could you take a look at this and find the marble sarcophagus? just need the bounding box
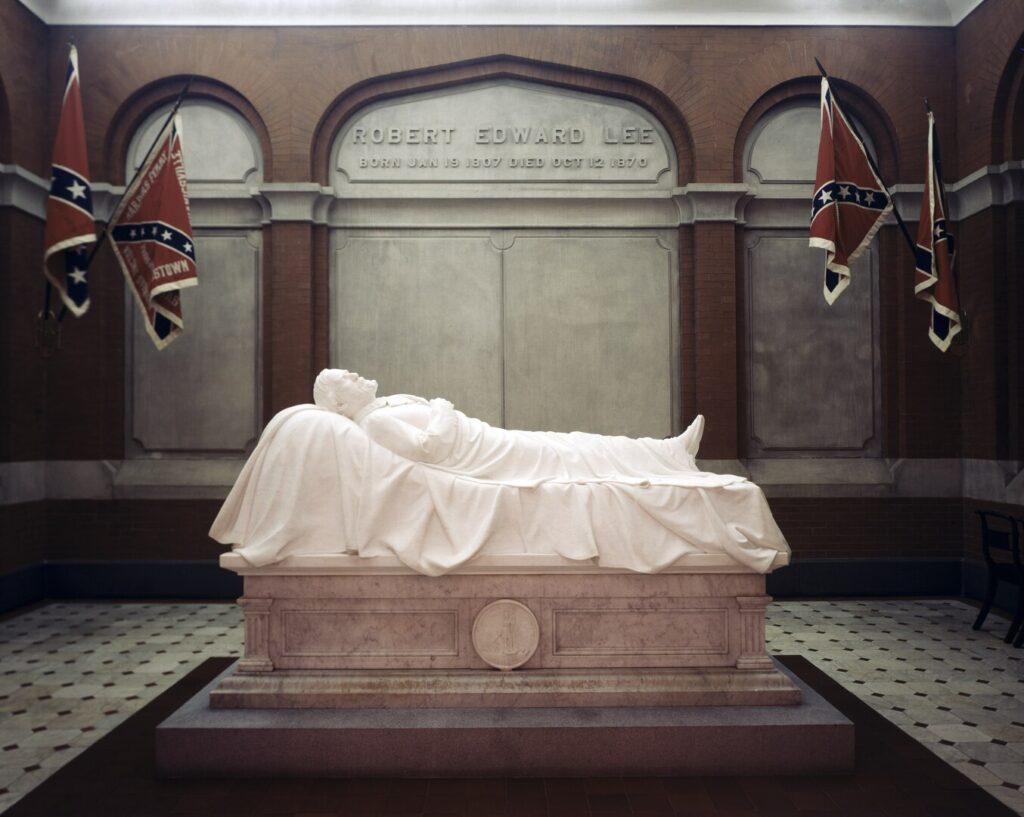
[211,550,800,709]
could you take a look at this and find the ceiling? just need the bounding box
[20,0,987,28]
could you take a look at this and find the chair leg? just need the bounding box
[1004,588,1024,644]
[973,574,998,630]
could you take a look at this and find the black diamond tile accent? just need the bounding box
[991,739,1008,745]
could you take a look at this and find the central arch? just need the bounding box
[316,60,692,436]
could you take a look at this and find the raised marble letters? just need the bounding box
[336,81,672,184]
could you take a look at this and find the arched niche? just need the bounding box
[326,77,681,437]
[742,98,882,458]
[123,98,264,457]
[312,55,694,186]
[744,101,878,187]
[993,33,1024,162]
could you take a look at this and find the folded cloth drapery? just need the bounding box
[210,404,790,576]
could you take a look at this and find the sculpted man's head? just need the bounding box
[314,369,379,418]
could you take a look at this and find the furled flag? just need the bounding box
[43,44,96,316]
[809,77,893,304]
[914,111,961,351]
[108,114,197,350]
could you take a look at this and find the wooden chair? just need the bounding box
[972,510,1024,646]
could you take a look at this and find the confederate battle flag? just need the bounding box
[108,114,197,350]
[43,45,95,317]
[914,111,961,351]
[809,77,892,304]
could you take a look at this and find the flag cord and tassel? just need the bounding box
[56,74,194,324]
[814,59,919,262]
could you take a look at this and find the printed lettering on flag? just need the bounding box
[108,114,197,350]
[809,77,892,305]
[914,112,961,352]
[43,45,96,317]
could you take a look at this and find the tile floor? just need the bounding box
[0,598,1021,815]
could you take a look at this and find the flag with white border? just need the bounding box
[43,44,96,317]
[108,114,197,350]
[809,77,892,304]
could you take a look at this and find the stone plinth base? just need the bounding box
[210,665,801,708]
[156,660,853,778]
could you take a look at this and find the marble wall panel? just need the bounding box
[745,233,879,455]
[503,232,676,437]
[129,101,261,185]
[130,232,261,453]
[745,102,877,186]
[331,231,505,425]
[333,80,673,187]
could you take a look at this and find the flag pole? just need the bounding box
[58,74,194,322]
[814,59,918,260]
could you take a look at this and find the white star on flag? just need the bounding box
[863,191,875,205]
[161,230,172,241]
[69,268,87,284]
[838,185,851,199]
[183,242,192,253]
[819,188,833,204]
[67,179,87,200]
[130,228,137,238]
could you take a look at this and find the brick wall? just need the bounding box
[771,497,964,561]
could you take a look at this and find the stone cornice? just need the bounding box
[6,162,1020,227]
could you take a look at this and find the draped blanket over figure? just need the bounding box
[210,370,790,576]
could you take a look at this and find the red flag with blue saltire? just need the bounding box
[43,45,96,317]
[914,111,961,351]
[108,113,197,350]
[809,77,892,304]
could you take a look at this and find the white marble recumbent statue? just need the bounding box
[210,369,790,576]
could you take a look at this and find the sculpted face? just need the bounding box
[313,369,379,418]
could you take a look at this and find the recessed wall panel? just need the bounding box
[131,232,260,453]
[746,233,879,454]
[332,233,504,426]
[503,234,674,437]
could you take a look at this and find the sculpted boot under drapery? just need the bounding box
[210,369,790,575]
